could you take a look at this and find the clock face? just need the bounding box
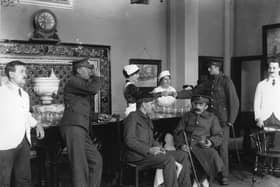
[34,10,57,33]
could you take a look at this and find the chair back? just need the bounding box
[250,130,278,154]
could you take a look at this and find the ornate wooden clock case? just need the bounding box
[31,9,60,42]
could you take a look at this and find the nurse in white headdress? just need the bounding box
[123,64,141,117]
[152,70,177,106]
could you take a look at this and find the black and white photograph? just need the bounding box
[1,1,280,187]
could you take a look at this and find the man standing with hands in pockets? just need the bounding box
[254,58,280,170]
[254,58,280,129]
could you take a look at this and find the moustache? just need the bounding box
[193,108,201,112]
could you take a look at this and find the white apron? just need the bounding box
[125,103,136,117]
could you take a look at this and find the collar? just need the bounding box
[75,74,89,81]
[136,110,150,119]
[210,73,223,80]
[267,76,280,82]
[124,81,135,88]
[159,85,170,89]
[191,110,210,118]
[126,80,136,84]
[6,80,21,91]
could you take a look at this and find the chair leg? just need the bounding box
[119,168,123,186]
[135,167,139,187]
[252,156,259,184]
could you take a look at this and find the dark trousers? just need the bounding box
[0,137,31,187]
[219,125,229,177]
[131,150,191,187]
[60,126,103,187]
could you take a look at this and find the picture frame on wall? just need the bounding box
[21,0,73,9]
[262,23,280,72]
[129,58,161,92]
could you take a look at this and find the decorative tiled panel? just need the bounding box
[0,40,111,114]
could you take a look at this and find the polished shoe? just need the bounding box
[220,177,229,185]
[192,178,209,187]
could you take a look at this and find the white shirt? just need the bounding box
[254,77,280,121]
[0,82,37,150]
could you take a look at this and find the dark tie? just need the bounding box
[272,79,276,86]
[18,88,22,97]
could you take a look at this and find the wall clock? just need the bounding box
[31,9,60,42]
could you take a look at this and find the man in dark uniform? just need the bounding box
[195,61,239,185]
[174,94,224,185]
[59,58,104,187]
[123,98,192,187]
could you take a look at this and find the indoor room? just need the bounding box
[1,0,280,187]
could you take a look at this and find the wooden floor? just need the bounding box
[31,167,280,187]
[30,151,280,187]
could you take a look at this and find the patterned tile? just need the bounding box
[0,41,111,114]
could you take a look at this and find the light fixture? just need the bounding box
[0,0,19,7]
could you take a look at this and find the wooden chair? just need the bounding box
[250,130,280,184]
[119,161,154,187]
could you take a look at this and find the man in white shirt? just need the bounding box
[0,60,45,187]
[254,57,280,168]
[254,58,280,129]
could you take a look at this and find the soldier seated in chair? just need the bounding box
[174,93,225,186]
[123,97,192,187]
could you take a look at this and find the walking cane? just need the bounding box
[183,131,202,187]
[230,125,241,164]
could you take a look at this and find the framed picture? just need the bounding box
[21,0,73,9]
[262,23,280,71]
[129,58,161,92]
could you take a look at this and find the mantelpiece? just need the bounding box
[0,40,111,114]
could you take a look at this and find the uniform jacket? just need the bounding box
[60,75,103,131]
[123,110,160,162]
[173,110,224,178]
[174,110,223,148]
[196,73,239,126]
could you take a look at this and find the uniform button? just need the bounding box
[196,121,199,125]
[211,105,214,108]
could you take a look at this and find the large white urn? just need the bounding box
[33,69,60,105]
